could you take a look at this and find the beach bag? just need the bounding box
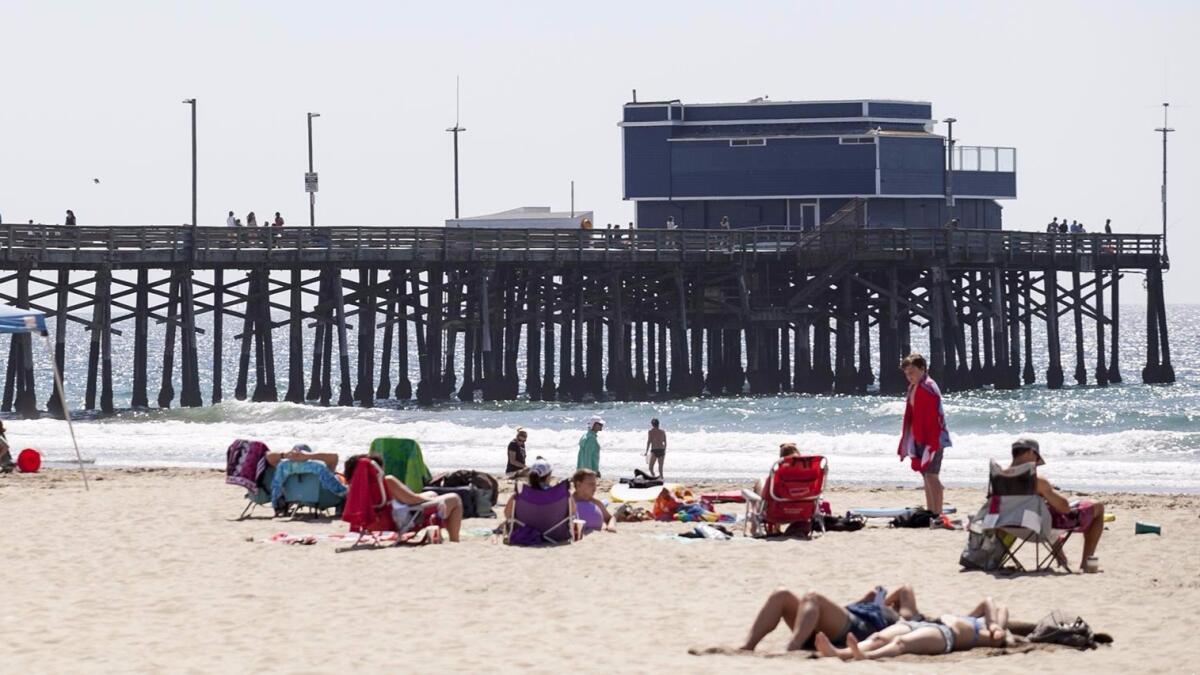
[823,513,866,532]
[890,508,936,528]
[1028,610,1108,649]
[959,518,1008,571]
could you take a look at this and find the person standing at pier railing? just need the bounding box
[64,210,76,226]
[246,211,257,228]
[226,211,237,228]
[897,353,950,517]
[1104,219,1112,234]
[1046,217,1059,233]
[273,212,284,227]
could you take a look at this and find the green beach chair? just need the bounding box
[369,437,431,492]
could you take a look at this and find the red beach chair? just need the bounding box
[744,454,828,538]
[341,458,440,547]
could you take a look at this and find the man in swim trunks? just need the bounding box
[814,596,1015,660]
[740,585,921,652]
[645,418,667,478]
[1010,436,1106,572]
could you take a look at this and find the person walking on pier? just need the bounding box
[1104,219,1112,235]
[646,418,667,478]
[226,211,237,228]
[577,415,604,477]
[897,353,950,517]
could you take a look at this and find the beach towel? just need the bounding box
[369,437,431,492]
[897,375,951,472]
[342,459,392,534]
[270,459,348,507]
[226,439,269,492]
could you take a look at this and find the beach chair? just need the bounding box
[370,437,432,492]
[980,460,1070,572]
[744,454,828,538]
[238,463,276,520]
[503,481,575,546]
[341,458,440,547]
[275,465,347,517]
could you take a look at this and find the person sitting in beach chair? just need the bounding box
[739,585,921,652]
[503,458,577,545]
[265,443,339,471]
[343,454,463,542]
[750,442,800,496]
[814,596,1019,660]
[1009,437,1105,572]
[744,444,828,537]
[571,468,615,534]
[266,444,347,517]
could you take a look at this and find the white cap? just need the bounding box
[529,457,553,478]
[589,415,605,427]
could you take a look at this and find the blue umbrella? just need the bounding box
[0,305,87,489]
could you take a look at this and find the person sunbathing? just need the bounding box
[344,454,463,542]
[751,442,800,496]
[503,457,568,520]
[571,468,615,533]
[266,443,338,472]
[740,585,921,652]
[814,596,1017,660]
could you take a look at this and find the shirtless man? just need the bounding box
[1010,436,1106,572]
[645,418,667,478]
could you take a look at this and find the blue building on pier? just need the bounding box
[621,98,1016,230]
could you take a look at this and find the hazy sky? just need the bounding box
[1,1,1196,302]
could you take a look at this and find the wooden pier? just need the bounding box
[0,225,1174,417]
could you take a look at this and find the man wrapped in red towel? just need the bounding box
[897,353,951,515]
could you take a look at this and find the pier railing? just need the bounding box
[0,224,1162,268]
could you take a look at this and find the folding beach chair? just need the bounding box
[238,463,277,520]
[370,437,432,492]
[273,462,347,518]
[503,481,575,546]
[744,454,828,538]
[980,460,1071,572]
[341,459,440,547]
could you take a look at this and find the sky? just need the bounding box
[1,1,1196,302]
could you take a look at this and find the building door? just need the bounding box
[800,203,818,231]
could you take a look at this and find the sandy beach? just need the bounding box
[1,467,1197,674]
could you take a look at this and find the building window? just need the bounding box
[729,138,766,147]
[839,136,876,145]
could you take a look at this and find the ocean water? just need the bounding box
[4,298,1197,494]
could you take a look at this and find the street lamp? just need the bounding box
[446,76,465,220]
[307,112,320,228]
[182,98,196,227]
[1154,102,1174,265]
[942,117,957,213]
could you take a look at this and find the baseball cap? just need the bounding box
[529,457,553,478]
[1011,437,1045,465]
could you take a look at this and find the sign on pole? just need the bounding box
[305,172,319,193]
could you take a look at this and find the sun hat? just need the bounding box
[529,457,553,478]
[588,415,605,427]
[1011,437,1045,465]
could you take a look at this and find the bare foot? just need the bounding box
[847,634,868,661]
[814,632,839,659]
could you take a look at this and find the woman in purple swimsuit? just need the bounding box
[571,469,615,534]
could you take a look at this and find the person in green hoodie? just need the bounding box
[577,415,604,477]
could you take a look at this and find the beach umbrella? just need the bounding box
[0,304,88,489]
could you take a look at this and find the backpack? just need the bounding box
[823,513,866,532]
[1028,610,1110,649]
[426,470,499,518]
[889,508,936,528]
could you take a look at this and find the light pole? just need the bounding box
[307,112,320,227]
[446,76,465,220]
[943,117,957,219]
[182,98,196,226]
[1154,102,1174,265]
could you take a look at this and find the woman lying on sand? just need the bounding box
[739,585,921,652]
[814,596,1018,660]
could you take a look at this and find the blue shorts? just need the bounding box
[842,602,897,643]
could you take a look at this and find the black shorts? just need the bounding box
[920,450,943,475]
[650,448,665,459]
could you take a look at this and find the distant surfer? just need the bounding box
[897,354,950,516]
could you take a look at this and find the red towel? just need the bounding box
[897,375,946,472]
[341,461,392,533]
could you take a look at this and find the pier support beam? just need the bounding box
[1108,264,1122,383]
[1044,270,1065,389]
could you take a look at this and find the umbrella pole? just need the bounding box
[42,334,88,491]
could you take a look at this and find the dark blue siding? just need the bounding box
[683,102,864,122]
[879,136,943,195]
[624,127,672,199]
[667,137,875,198]
[866,102,932,119]
[624,105,671,123]
[952,171,1016,198]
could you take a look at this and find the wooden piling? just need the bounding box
[1044,269,1065,389]
[1071,269,1087,386]
[285,268,306,403]
[47,269,72,416]
[1108,264,1122,383]
[211,269,225,404]
[158,272,179,408]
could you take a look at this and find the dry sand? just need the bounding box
[1,467,1197,674]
